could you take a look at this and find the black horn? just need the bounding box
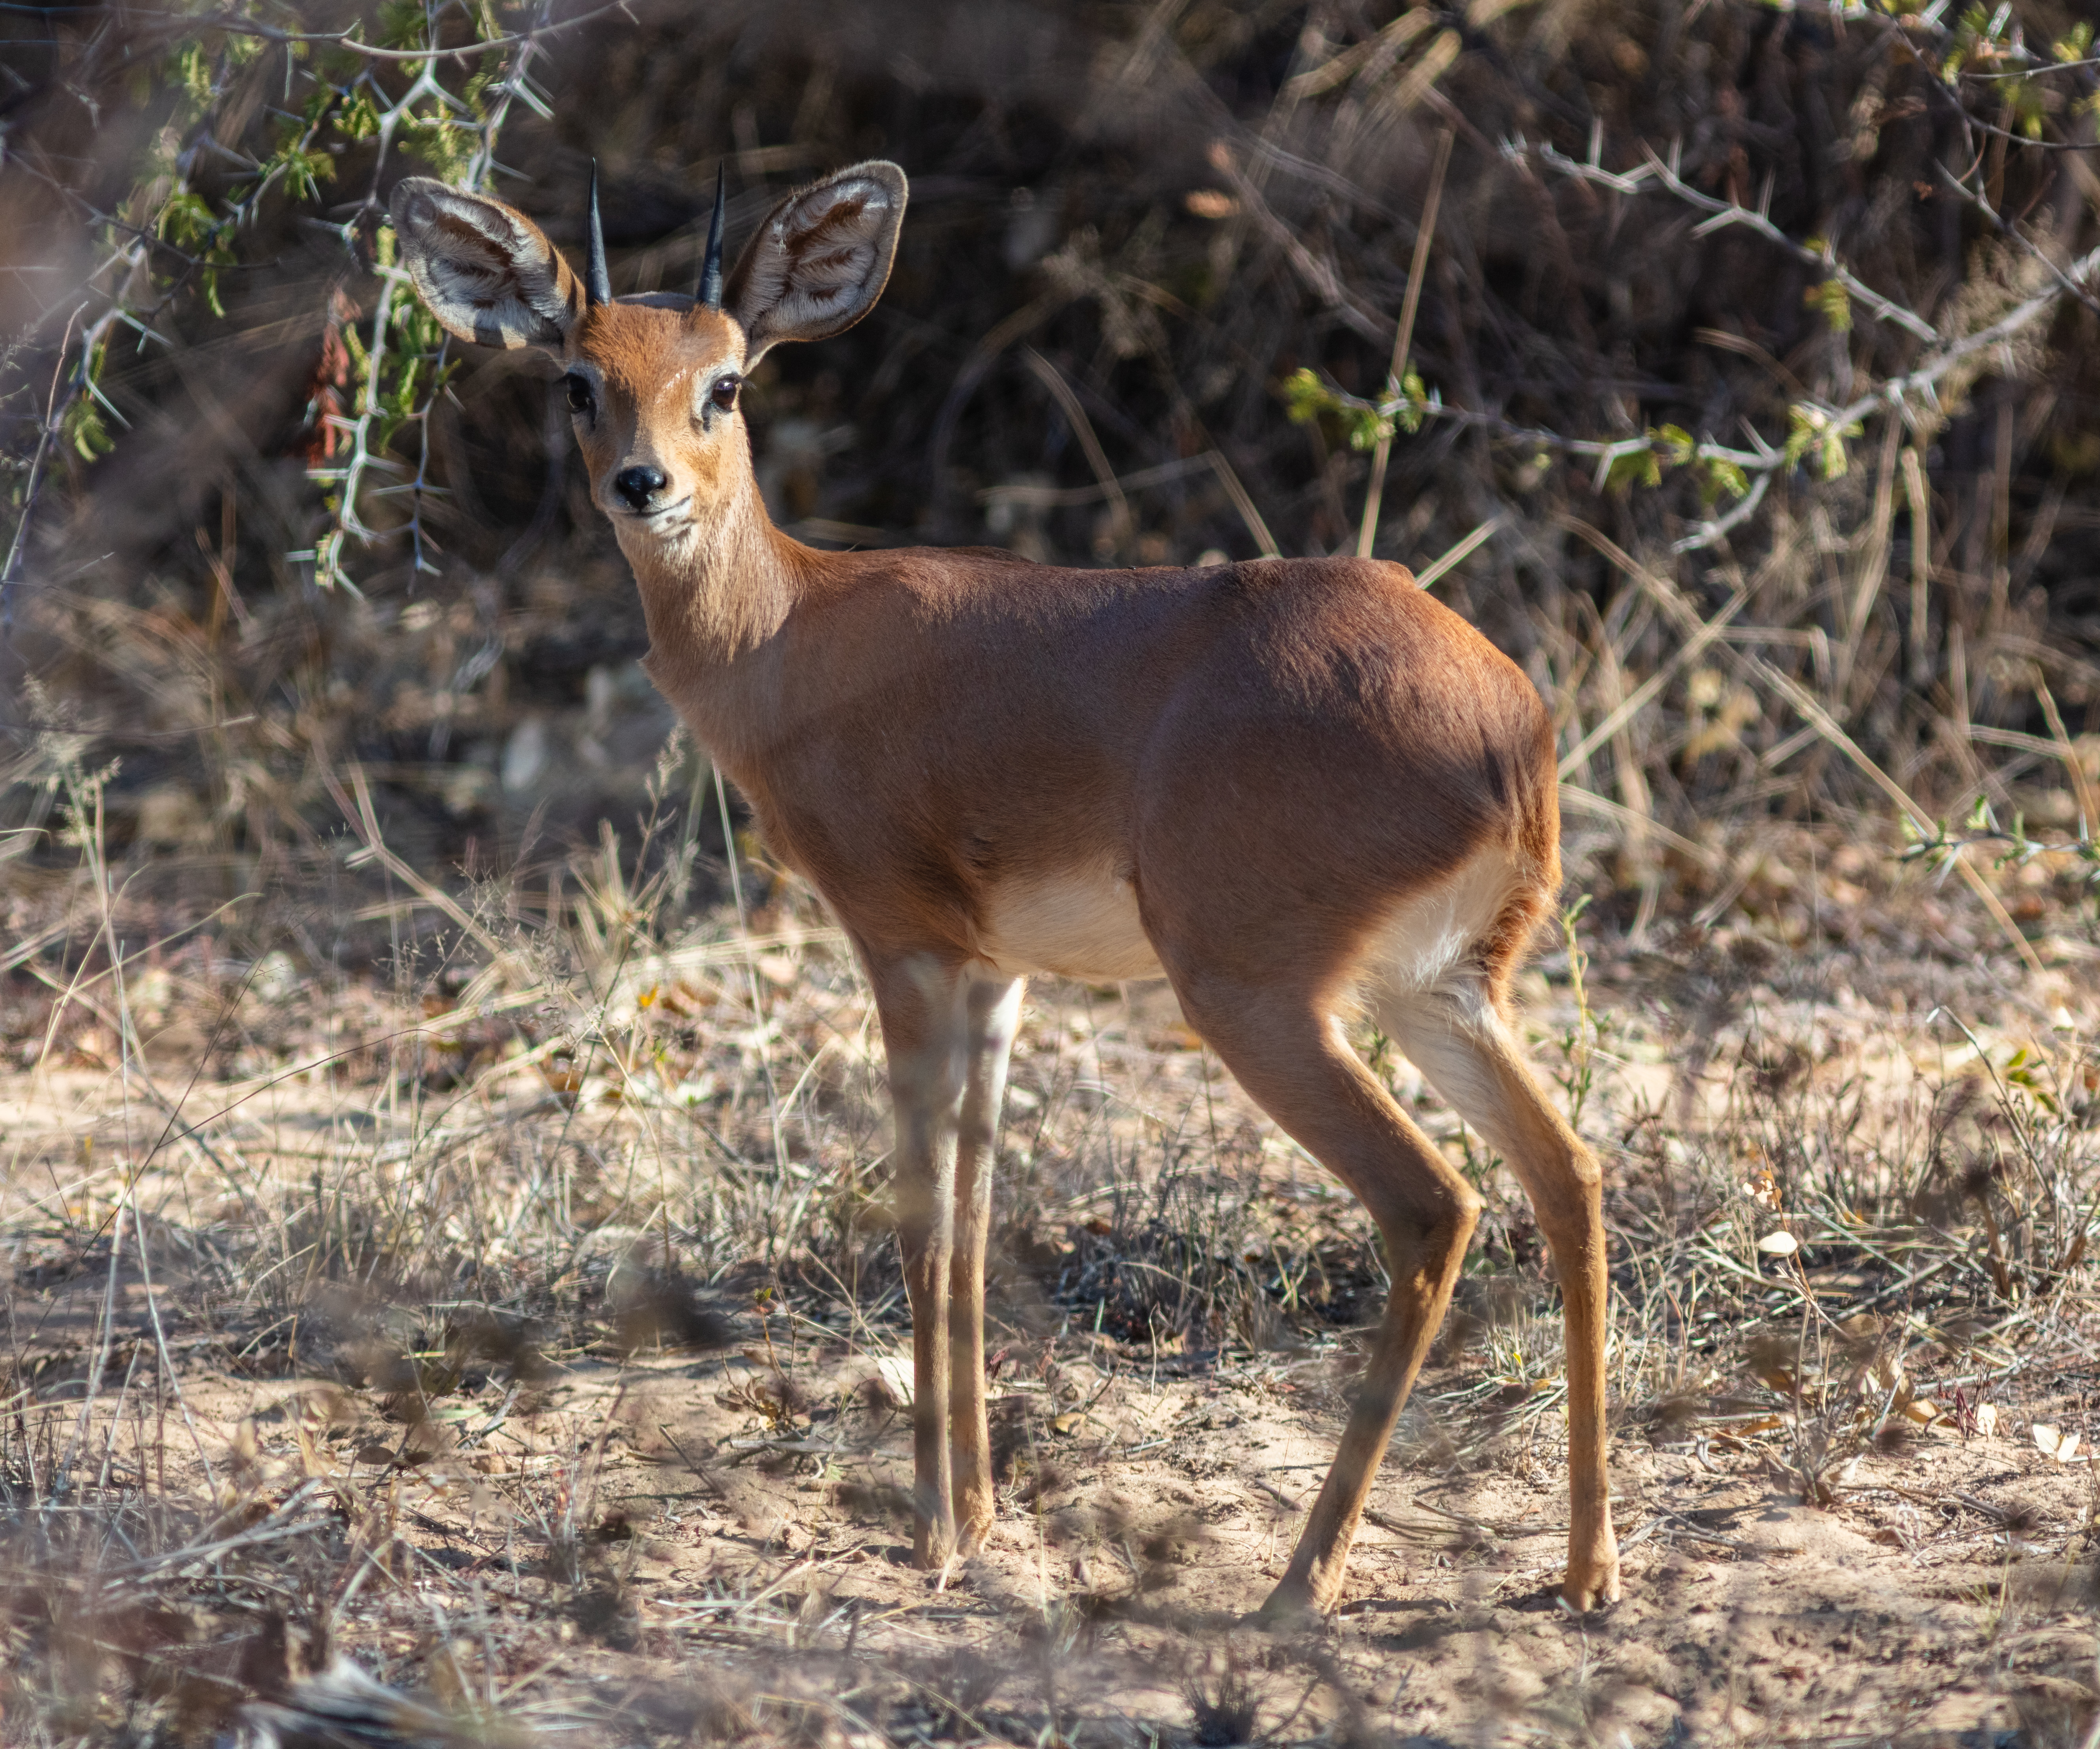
[585,160,612,307]
[699,164,726,310]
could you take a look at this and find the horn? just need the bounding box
[699,164,727,310]
[585,160,612,307]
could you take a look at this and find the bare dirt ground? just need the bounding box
[129,1329,2100,1749]
[4,831,2100,1748]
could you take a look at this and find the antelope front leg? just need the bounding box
[950,976,1023,1549]
[869,954,970,1568]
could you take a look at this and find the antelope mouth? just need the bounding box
[620,495,692,523]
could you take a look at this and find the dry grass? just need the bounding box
[3,761,2099,1747]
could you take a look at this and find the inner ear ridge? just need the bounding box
[788,201,883,253]
[435,256,533,318]
[791,248,873,286]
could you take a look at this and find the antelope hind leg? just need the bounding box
[1169,986,1481,1618]
[1381,993,1620,1610]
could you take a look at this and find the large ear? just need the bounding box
[388,178,582,351]
[725,161,906,364]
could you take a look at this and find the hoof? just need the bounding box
[1252,1581,1332,1628]
[912,1525,957,1571]
[1559,1564,1622,1614]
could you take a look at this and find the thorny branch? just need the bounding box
[1510,131,1941,342]
[2,2,568,613]
[1298,142,2100,556]
[302,8,559,588]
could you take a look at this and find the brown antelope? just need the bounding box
[389,160,1618,1616]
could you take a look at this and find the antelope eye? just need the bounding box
[564,373,595,415]
[710,373,740,412]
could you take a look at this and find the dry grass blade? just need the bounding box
[1561,514,2052,973]
[1020,349,1131,558]
[1357,126,1454,560]
[1411,512,1505,591]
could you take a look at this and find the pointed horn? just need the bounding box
[585,160,612,308]
[699,164,727,310]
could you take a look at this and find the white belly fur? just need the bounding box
[978,867,1164,981]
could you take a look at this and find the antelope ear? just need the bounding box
[725,161,905,363]
[388,178,582,351]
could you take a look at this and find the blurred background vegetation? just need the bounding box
[3,0,2098,969]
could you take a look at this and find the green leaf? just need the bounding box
[340,89,383,143]
[1805,277,1852,334]
[63,394,114,460]
[1604,447,1661,493]
[1344,406,1391,451]
[1784,406,1819,471]
[403,112,473,182]
[157,189,214,254]
[1281,367,1335,425]
[1699,456,1750,502]
[1654,423,1695,468]
[1396,364,1427,435]
[2003,74,2051,141]
[395,299,447,356]
[378,0,432,51]
[175,41,214,106]
[1785,403,1860,479]
[283,145,333,202]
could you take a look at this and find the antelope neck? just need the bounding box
[621,460,807,761]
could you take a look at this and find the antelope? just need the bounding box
[388,160,1619,1617]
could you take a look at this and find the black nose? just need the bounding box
[614,465,667,509]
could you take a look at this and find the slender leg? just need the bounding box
[1380,989,1620,1611]
[950,975,1023,1548]
[866,952,970,1567]
[1170,983,1481,1618]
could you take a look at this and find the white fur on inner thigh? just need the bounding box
[1364,844,1529,1149]
[1367,843,1522,1003]
[976,865,1165,982]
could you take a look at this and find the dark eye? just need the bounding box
[564,373,595,416]
[710,373,740,412]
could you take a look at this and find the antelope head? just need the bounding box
[388,161,906,558]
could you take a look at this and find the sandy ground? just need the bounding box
[5,856,2100,1746]
[16,1223,2100,1749]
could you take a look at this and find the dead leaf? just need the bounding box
[2034,1423,2081,1462]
